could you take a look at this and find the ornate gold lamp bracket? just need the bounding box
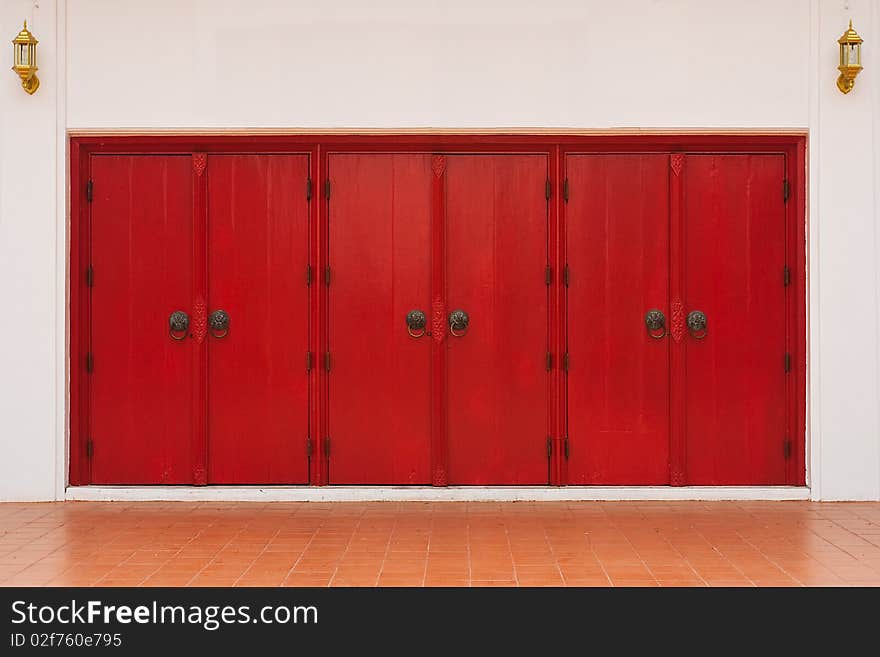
[837,20,863,94]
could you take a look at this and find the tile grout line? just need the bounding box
[278,506,321,586]
[232,527,281,587]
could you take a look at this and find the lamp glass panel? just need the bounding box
[16,43,28,66]
[849,44,859,66]
[29,43,35,67]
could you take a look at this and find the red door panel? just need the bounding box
[89,155,194,484]
[565,154,670,484]
[207,154,310,484]
[682,155,787,484]
[446,155,549,485]
[328,154,433,484]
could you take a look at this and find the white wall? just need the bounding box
[0,0,878,500]
[66,0,811,129]
[0,0,63,501]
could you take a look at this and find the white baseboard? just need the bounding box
[65,486,812,502]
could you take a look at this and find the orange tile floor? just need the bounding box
[1,501,880,587]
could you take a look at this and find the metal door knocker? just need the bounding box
[169,310,190,340]
[448,310,469,337]
[406,310,427,338]
[645,309,666,339]
[686,310,707,339]
[209,309,230,338]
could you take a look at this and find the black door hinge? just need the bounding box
[86,440,93,458]
[306,264,313,286]
[86,265,94,288]
[563,353,570,372]
[547,437,553,458]
[783,179,790,203]
[545,178,552,201]
[783,437,792,460]
[546,352,553,371]
[563,264,570,287]
[324,437,331,458]
[785,353,792,373]
[324,352,331,372]
[545,265,552,286]
[86,180,93,203]
[86,352,93,373]
[306,351,313,372]
[306,436,313,458]
[306,178,313,201]
[324,265,331,286]
[563,178,569,203]
[324,179,331,200]
[564,436,569,460]
[783,265,791,287]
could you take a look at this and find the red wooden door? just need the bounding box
[681,154,787,484]
[89,155,195,484]
[565,154,671,484]
[207,154,311,484]
[445,155,550,484]
[327,154,433,484]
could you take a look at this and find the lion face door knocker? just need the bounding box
[448,309,469,337]
[168,310,190,341]
[406,309,427,338]
[686,310,707,340]
[644,309,666,339]
[208,309,230,339]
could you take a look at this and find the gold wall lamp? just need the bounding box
[837,20,863,94]
[12,20,39,95]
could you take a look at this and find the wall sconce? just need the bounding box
[837,20,863,94]
[11,20,39,95]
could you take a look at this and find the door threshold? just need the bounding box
[66,486,811,502]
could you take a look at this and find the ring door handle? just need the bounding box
[406,309,427,338]
[448,309,469,337]
[209,309,230,339]
[687,310,707,339]
[645,309,667,339]
[169,310,190,341]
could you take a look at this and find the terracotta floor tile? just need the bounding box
[2,500,880,588]
[562,577,612,587]
[471,580,517,587]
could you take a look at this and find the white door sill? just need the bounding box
[66,485,812,502]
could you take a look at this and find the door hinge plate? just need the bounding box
[306,178,313,201]
[86,352,93,373]
[783,179,790,203]
[564,436,569,460]
[306,351,313,372]
[545,178,552,201]
[324,266,331,286]
[86,180,93,203]
[783,265,791,287]
[545,265,552,286]
[324,437,331,458]
[86,265,94,288]
[783,438,792,460]
[306,264,313,286]
[563,264,570,287]
[324,352,331,372]
[86,440,93,458]
[563,353,570,372]
[324,179,331,200]
[563,178,569,203]
[546,352,553,371]
[547,437,553,458]
[306,437,313,458]
[785,353,791,373]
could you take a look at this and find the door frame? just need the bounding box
[69,133,806,487]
